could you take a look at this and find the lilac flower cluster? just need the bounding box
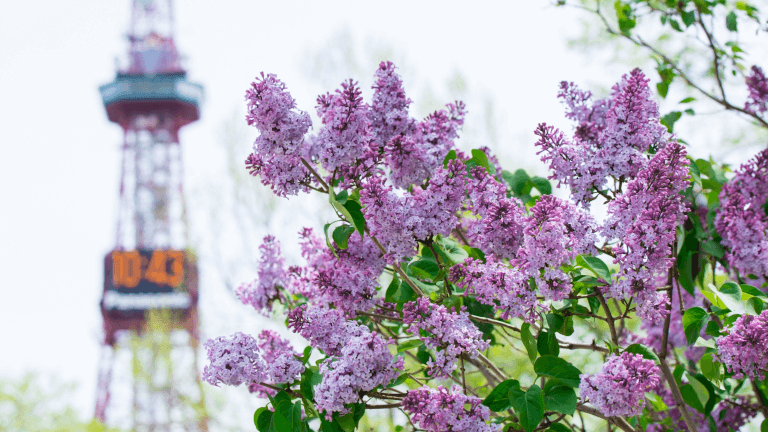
[715,148,768,279]
[401,385,500,432]
[536,69,668,206]
[287,304,404,417]
[314,329,404,418]
[315,80,374,174]
[603,141,689,322]
[203,331,303,390]
[359,176,418,263]
[516,195,598,301]
[711,397,760,432]
[236,235,287,315]
[450,257,538,322]
[402,298,489,378]
[579,352,661,417]
[408,160,466,240]
[244,73,313,197]
[715,310,768,380]
[203,332,265,387]
[745,65,768,115]
[370,61,414,150]
[360,161,467,263]
[464,166,524,259]
[287,305,363,356]
[293,227,385,313]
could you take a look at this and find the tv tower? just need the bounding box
[96,0,207,430]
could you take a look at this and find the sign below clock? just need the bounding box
[103,249,196,315]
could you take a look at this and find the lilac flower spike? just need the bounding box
[244,73,314,197]
[537,69,669,206]
[315,80,373,173]
[402,298,489,378]
[745,65,768,115]
[236,235,287,316]
[715,148,768,279]
[603,141,689,322]
[202,332,266,387]
[579,352,661,417]
[401,385,500,432]
[715,310,768,380]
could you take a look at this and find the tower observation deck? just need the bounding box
[95,1,207,430]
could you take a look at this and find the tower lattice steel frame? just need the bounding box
[96,1,207,430]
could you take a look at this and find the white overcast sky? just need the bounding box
[1,0,766,423]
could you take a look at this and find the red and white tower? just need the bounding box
[96,0,207,430]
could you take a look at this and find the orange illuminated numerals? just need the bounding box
[166,251,184,287]
[112,251,141,288]
[145,251,169,285]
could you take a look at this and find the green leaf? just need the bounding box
[331,224,355,249]
[680,383,705,413]
[531,177,552,195]
[482,379,520,412]
[434,236,469,265]
[761,418,768,432]
[681,10,696,26]
[471,148,496,175]
[534,356,582,388]
[508,169,531,195]
[521,323,538,363]
[342,200,366,238]
[273,399,300,432]
[300,369,315,401]
[669,18,683,31]
[384,275,401,303]
[255,407,275,432]
[334,189,348,204]
[576,255,612,282]
[387,373,408,388]
[624,343,660,362]
[680,97,696,104]
[701,241,724,259]
[660,111,683,133]
[397,339,424,353]
[509,384,545,432]
[718,282,743,312]
[700,352,722,383]
[543,380,577,415]
[747,297,765,315]
[409,259,441,281]
[683,307,710,345]
[547,424,572,432]
[537,330,559,357]
[726,11,738,31]
[443,150,457,166]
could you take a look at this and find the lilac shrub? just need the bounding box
[202,61,768,432]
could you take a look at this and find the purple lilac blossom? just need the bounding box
[463,166,524,259]
[359,176,418,264]
[202,332,266,387]
[244,73,314,197]
[715,310,768,380]
[579,351,661,417]
[314,329,403,419]
[402,298,489,378]
[314,80,373,173]
[715,148,768,280]
[236,235,287,316]
[384,134,434,189]
[370,61,415,149]
[294,227,384,313]
[409,160,466,241]
[745,65,768,115]
[401,385,500,432]
[450,257,539,322]
[287,305,365,356]
[248,330,305,397]
[516,195,598,301]
[711,397,760,432]
[603,141,689,322]
[537,69,668,206]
